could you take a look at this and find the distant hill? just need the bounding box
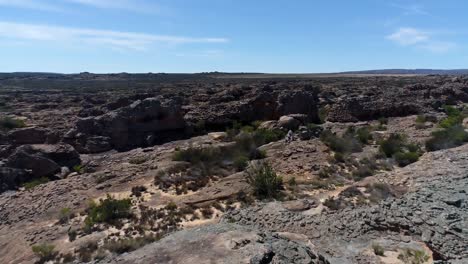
[338,69,468,75]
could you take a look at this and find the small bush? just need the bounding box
[320,130,362,153]
[68,229,77,242]
[76,241,98,262]
[378,117,388,125]
[252,128,285,146]
[84,195,132,231]
[59,207,73,224]
[426,125,468,151]
[287,177,297,186]
[372,243,385,256]
[200,206,214,218]
[131,186,147,197]
[233,154,249,171]
[129,156,148,165]
[22,177,49,190]
[0,117,25,130]
[398,248,430,264]
[333,152,346,163]
[352,165,374,180]
[73,165,85,174]
[356,127,373,144]
[394,151,420,167]
[31,244,58,263]
[247,163,283,199]
[379,134,406,157]
[318,107,328,123]
[415,115,427,124]
[173,147,220,164]
[104,235,160,254]
[439,105,464,128]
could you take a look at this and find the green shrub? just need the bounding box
[0,117,25,130]
[333,152,346,163]
[73,164,85,174]
[247,163,283,199]
[426,125,468,151]
[398,248,430,264]
[439,105,465,128]
[287,177,297,186]
[68,229,77,242]
[378,117,388,125]
[31,244,58,263]
[379,134,406,157]
[253,128,285,146]
[352,165,374,180]
[22,177,49,190]
[59,207,73,224]
[129,156,148,164]
[84,195,132,231]
[394,151,420,167]
[104,235,160,254]
[131,186,147,197]
[415,115,427,124]
[233,154,249,171]
[356,127,373,144]
[372,243,385,256]
[320,130,362,153]
[318,107,328,123]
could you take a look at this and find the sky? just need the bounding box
[0,0,467,73]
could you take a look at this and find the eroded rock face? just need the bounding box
[66,98,186,153]
[185,88,320,129]
[327,97,421,122]
[1,144,80,192]
[7,127,49,145]
[104,224,330,264]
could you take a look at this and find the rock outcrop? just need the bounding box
[65,98,186,153]
[1,144,80,192]
[104,224,330,264]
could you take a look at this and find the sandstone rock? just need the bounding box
[258,120,278,130]
[66,98,186,152]
[104,224,329,264]
[6,145,60,178]
[0,167,29,193]
[7,127,48,145]
[278,115,302,130]
[28,144,81,168]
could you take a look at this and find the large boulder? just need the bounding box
[278,114,307,130]
[5,144,80,179]
[6,145,60,178]
[66,98,186,152]
[28,144,81,168]
[7,127,49,145]
[0,167,29,193]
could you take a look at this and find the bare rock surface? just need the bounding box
[103,223,330,264]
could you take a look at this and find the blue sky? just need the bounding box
[0,0,466,73]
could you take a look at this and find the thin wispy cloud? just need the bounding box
[390,3,429,16]
[0,22,229,51]
[0,0,164,14]
[64,0,163,13]
[420,41,456,53]
[0,0,64,12]
[386,27,456,53]
[386,27,429,45]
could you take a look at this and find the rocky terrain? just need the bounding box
[0,73,467,263]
